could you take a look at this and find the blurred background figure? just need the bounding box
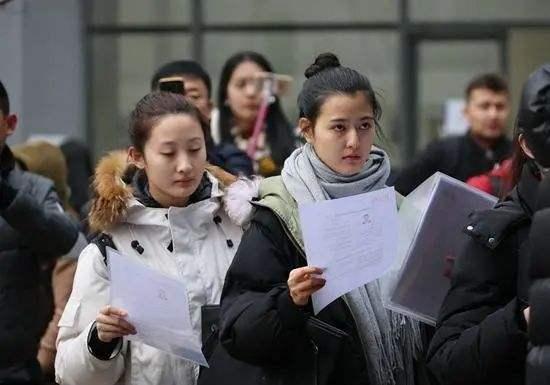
[151,60,253,176]
[395,73,512,195]
[0,79,84,385]
[12,141,82,385]
[212,51,296,177]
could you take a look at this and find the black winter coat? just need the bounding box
[394,132,512,196]
[0,146,80,384]
[219,207,369,385]
[426,166,539,385]
[526,176,550,385]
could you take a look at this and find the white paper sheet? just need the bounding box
[107,247,208,367]
[299,187,398,314]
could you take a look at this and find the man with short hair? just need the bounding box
[151,60,253,176]
[151,60,213,120]
[0,80,83,385]
[395,73,513,195]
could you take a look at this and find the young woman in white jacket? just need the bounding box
[55,92,254,385]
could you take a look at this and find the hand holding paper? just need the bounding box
[107,247,208,366]
[299,187,398,314]
[95,305,136,343]
[287,266,326,307]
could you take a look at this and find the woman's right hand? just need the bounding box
[287,266,326,307]
[95,305,137,343]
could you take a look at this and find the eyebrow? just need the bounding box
[329,116,375,122]
[158,137,202,146]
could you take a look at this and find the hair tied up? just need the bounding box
[304,52,341,79]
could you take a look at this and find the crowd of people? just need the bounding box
[1,48,550,385]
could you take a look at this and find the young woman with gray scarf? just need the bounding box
[219,52,426,385]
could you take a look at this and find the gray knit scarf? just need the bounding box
[282,143,422,385]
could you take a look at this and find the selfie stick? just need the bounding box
[246,75,276,159]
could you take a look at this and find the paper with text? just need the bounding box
[107,247,208,366]
[299,187,398,314]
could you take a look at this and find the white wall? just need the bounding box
[0,0,85,145]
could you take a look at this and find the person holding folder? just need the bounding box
[219,53,425,385]
[55,92,251,385]
[427,63,550,385]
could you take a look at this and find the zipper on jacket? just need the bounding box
[310,339,319,385]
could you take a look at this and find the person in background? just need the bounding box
[212,51,296,177]
[395,73,512,195]
[0,80,83,385]
[151,60,253,176]
[12,141,82,384]
[426,63,550,385]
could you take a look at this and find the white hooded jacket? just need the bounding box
[55,152,258,385]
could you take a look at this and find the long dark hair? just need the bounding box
[217,51,295,168]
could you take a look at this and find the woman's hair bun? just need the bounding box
[304,52,341,79]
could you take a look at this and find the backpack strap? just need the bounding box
[91,232,117,266]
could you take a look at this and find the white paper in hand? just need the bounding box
[107,247,208,367]
[299,187,398,314]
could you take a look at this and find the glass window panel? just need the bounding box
[91,0,190,25]
[89,34,192,158]
[204,0,397,23]
[411,0,550,21]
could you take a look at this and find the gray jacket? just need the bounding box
[0,145,80,383]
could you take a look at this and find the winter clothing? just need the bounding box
[59,139,94,216]
[220,186,369,385]
[426,165,539,385]
[12,141,82,380]
[37,257,78,379]
[0,145,81,385]
[55,152,248,385]
[466,158,513,198]
[394,132,512,196]
[220,145,423,385]
[525,176,550,385]
[281,143,420,385]
[208,142,253,177]
[516,64,550,168]
[211,108,296,177]
[281,144,391,201]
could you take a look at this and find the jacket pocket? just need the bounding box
[201,305,220,362]
[306,317,349,385]
[57,298,80,328]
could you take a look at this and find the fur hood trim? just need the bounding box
[222,177,262,226]
[88,151,260,232]
[88,151,133,232]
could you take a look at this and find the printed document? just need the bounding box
[299,187,398,314]
[107,247,208,366]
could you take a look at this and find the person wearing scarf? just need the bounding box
[219,53,424,385]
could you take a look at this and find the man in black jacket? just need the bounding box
[395,73,512,195]
[0,80,83,384]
